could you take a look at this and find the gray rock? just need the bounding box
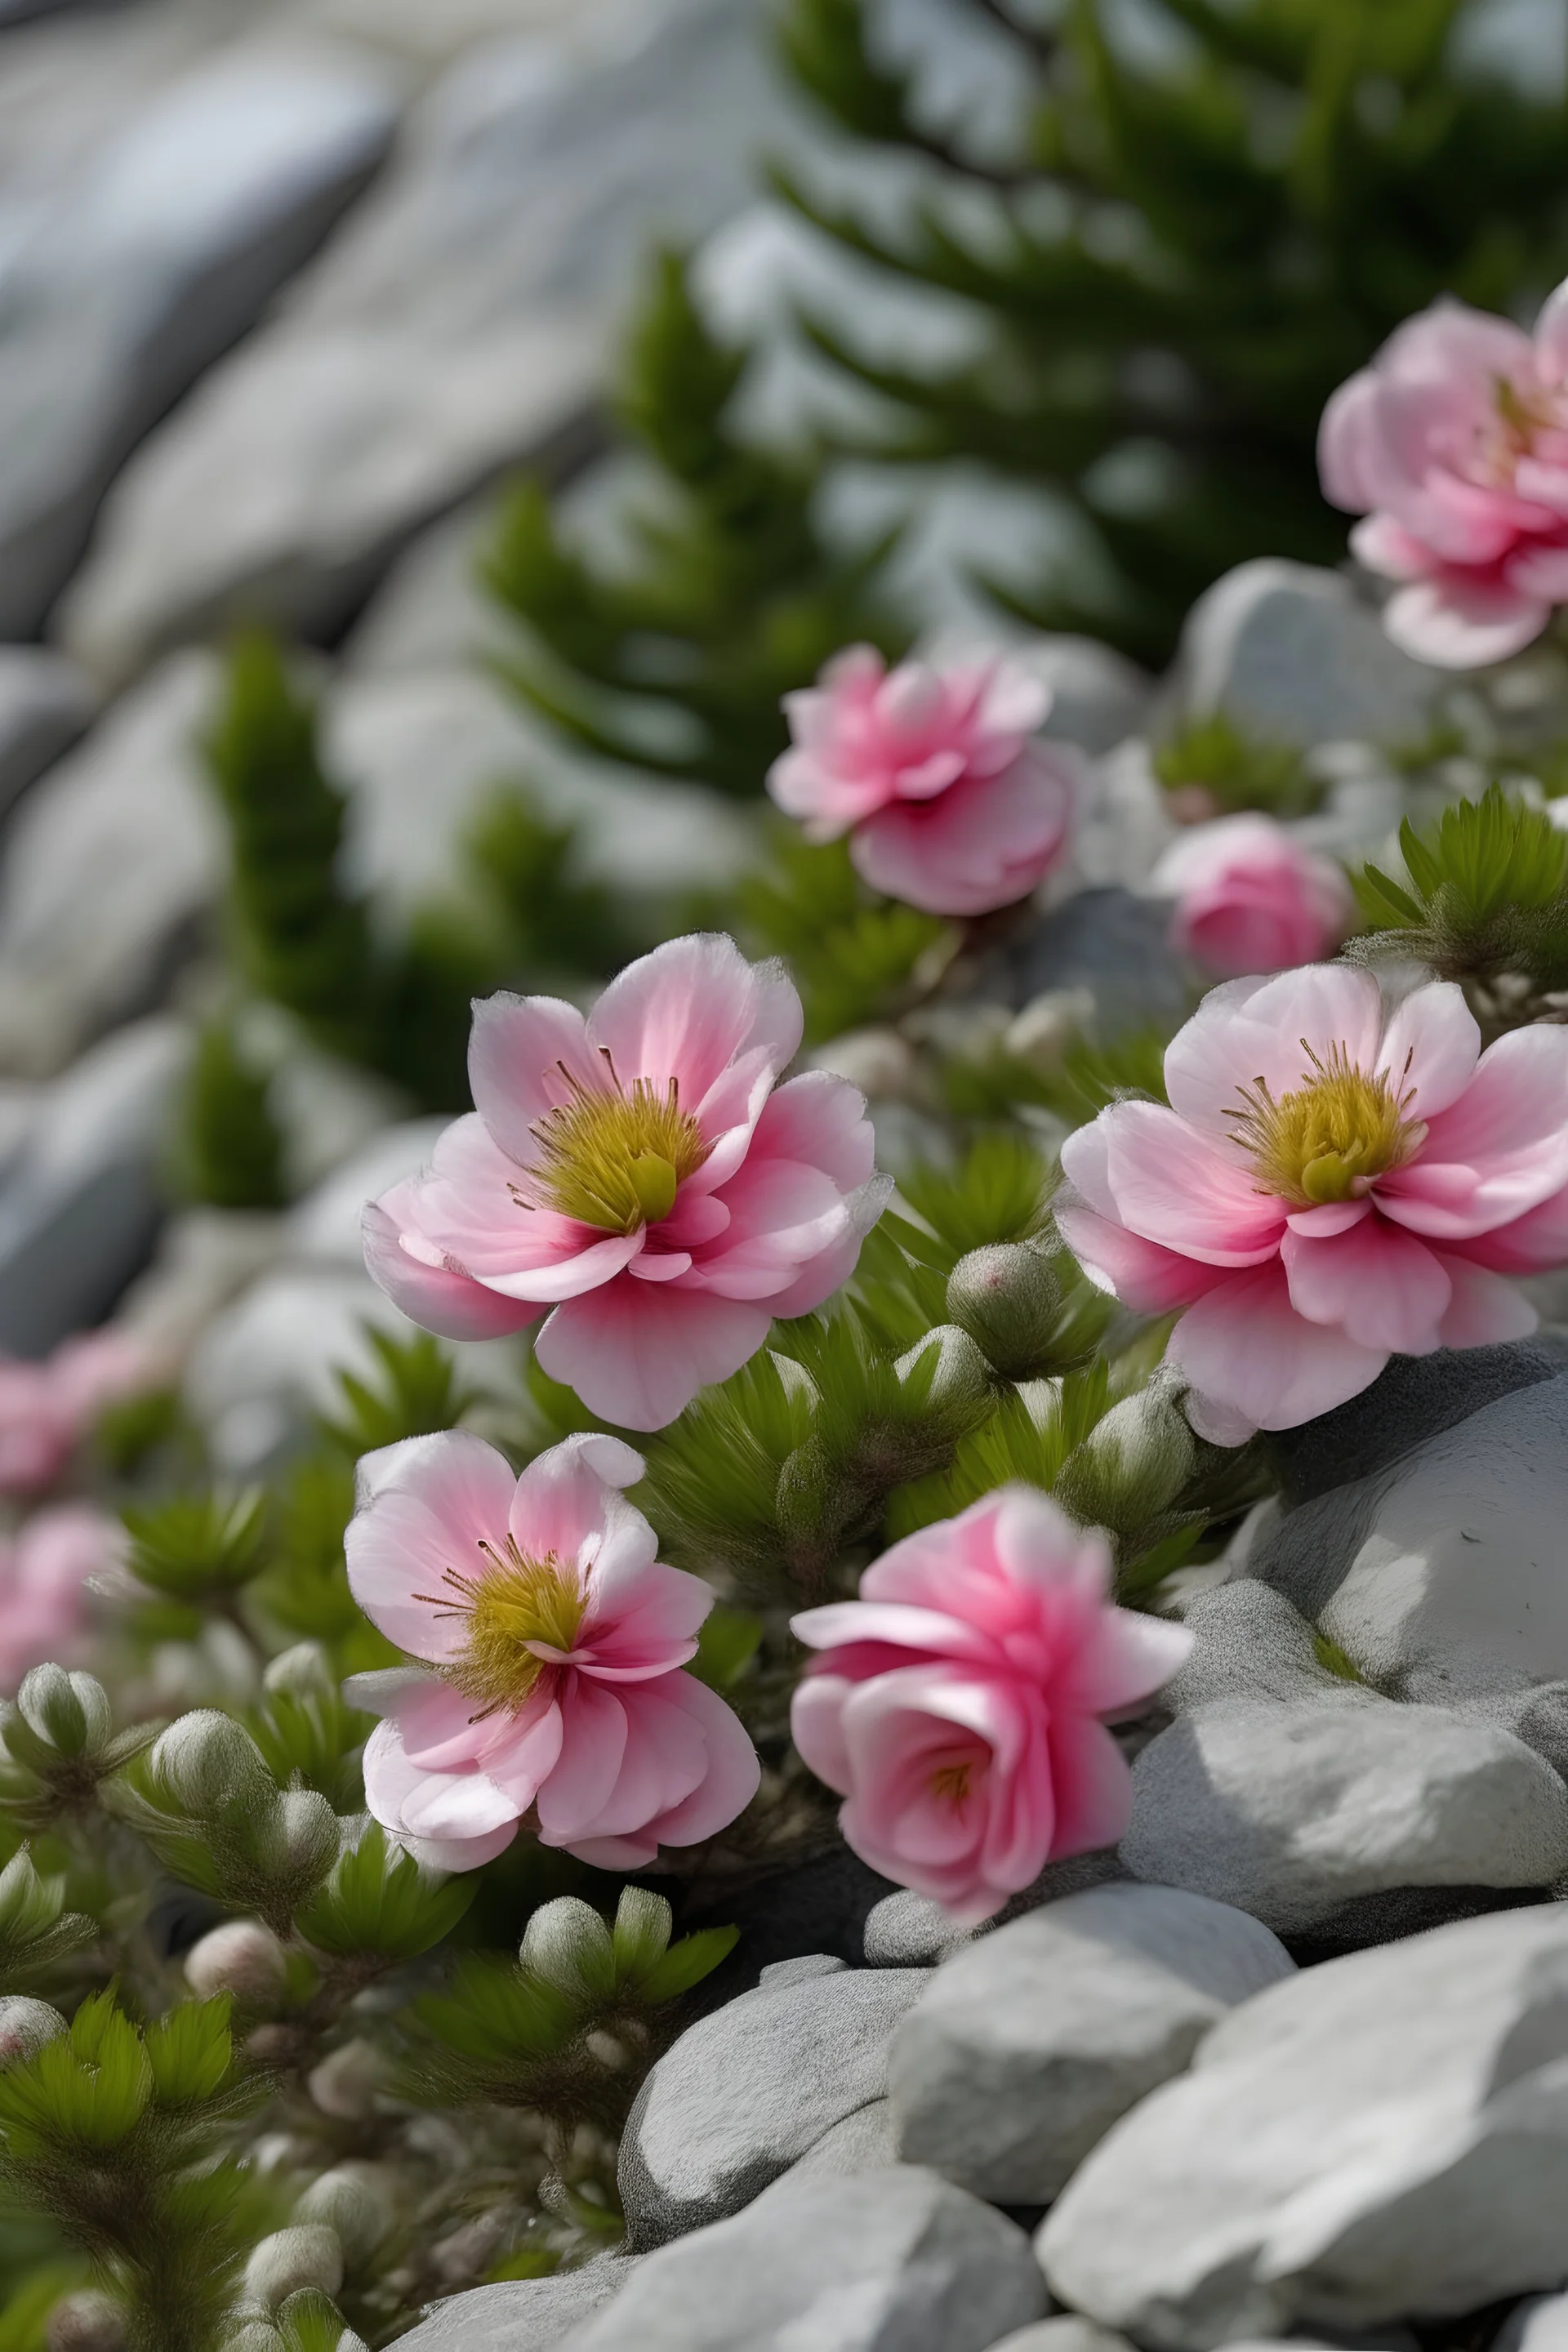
[1260,1338,1568,1506]
[114,1209,288,1369]
[393,2257,635,2351]
[1070,738,1177,892]
[337,495,513,678]
[1018,636,1152,756]
[617,1967,930,2249]
[889,1885,1293,2203]
[1122,1584,1568,1933]
[0,43,398,639]
[789,2099,898,2179]
[1172,559,1440,751]
[60,0,793,681]
[996,887,1188,1037]
[0,649,92,817]
[0,1015,190,1355]
[1498,2295,1568,2352]
[862,1890,978,1968]
[1254,1374,1568,1702]
[563,2164,1047,2351]
[1038,1901,1568,2344]
[286,1117,448,1265]
[988,2328,1134,2352]
[0,651,220,1076]
[757,1954,847,1989]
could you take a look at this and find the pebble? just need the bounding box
[390,2257,635,2352]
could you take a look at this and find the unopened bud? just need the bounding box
[306,2038,387,2121]
[17,1666,110,1760]
[809,1027,916,1099]
[153,1712,272,1815]
[521,1898,615,2003]
[894,1325,992,1425]
[946,1245,1062,1379]
[1004,987,1094,1074]
[261,1643,335,1700]
[294,2165,389,2264]
[1057,1387,1197,1537]
[185,1919,288,2007]
[251,1787,340,1888]
[243,2226,343,2312]
[47,2291,126,2352]
[0,1996,66,2066]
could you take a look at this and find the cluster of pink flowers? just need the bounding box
[363,933,886,1432]
[766,646,1076,917]
[0,1507,122,1692]
[0,1330,152,1496]
[791,1488,1190,1922]
[1150,815,1353,980]
[1056,964,1568,1443]
[1321,274,1568,666]
[345,1430,760,1872]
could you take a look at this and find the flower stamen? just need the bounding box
[429,1538,588,1720]
[1230,1038,1426,1206]
[517,1065,706,1234]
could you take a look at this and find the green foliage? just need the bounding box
[318,1328,479,1459]
[296,1822,474,1966]
[0,1992,261,2352]
[245,1650,372,1816]
[0,1853,94,1989]
[738,833,950,1044]
[122,1491,270,1620]
[407,1889,735,2124]
[1154,715,1317,817]
[0,1672,158,1839]
[886,1364,1112,1539]
[1353,783,1568,998]
[898,1130,1053,1258]
[775,0,1568,655]
[483,248,908,799]
[173,1019,290,1212]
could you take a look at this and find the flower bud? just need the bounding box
[294,2165,390,2265]
[243,2226,343,2312]
[185,1918,288,2007]
[1004,987,1094,1074]
[261,1643,335,1701]
[250,1788,341,1889]
[153,1712,272,1816]
[894,1325,992,1426]
[520,1897,616,2003]
[1056,1386,1197,1538]
[946,1245,1062,1380]
[306,2038,387,2121]
[16,1666,110,1760]
[47,2292,126,2352]
[0,1996,66,2067]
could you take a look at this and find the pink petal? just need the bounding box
[566,1676,710,1840]
[1349,512,1440,581]
[1534,274,1568,377]
[1284,1200,1371,1238]
[586,934,803,1104]
[1318,368,1383,510]
[791,1597,1001,1668]
[346,1431,520,1662]
[1432,1254,1539,1348]
[749,1071,877,1193]
[1378,1023,1568,1236]
[534,1278,772,1431]
[474,1693,567,1806]
[849,750,1072,919]
[508,1431,648,1566]
[1383,578,1548,668]
[468,992,604,1166]
[362,1198,542,1342]
[689,1158,852,1300]
[791,1672,854,1796]
[635,1671,761,1848]
[1052,1607,1194,1719]
[1166,1260,1388,1441]
[1045,1713,1136,1858]
[535,1678,629,1842]
[1281,1214,1451,1355]
[1102,1101,1287,1266]
[1507,541,1568,600]
[1375,982,1480,1120]
[1162,964,1384,1138]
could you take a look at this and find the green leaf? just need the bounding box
[296,1821,476,1962]
[143,2000,234,2109]
[122,1490,270,1602]
[688,1606,764,1694]
[609,1887,673,1987]
[632,1927,739,2007]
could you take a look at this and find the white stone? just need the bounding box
[0,651,220,1076]
[1174,560,1441,751]
[1498,2294,1568,2352]
[788,2099,899,2179]
[889,1885,1293,2203]
[862,1889,978,1968]
[1068,739,1176,893]
[0,648,92,817]
[0,1016,192,1356]
[989,2327,1135,2352]
[337,496,513,679]
[116,1209,289,1365]
[287,1117,448,1264]
[0,43,398,637]
[617,1967,931,2249]
[60,0,793,682]
[387,2257,635,2352]
[565,2165,1047,2352]
[1039,1902,1568,2345]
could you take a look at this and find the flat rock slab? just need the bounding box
[618,1967,929,2248]
[562,2165,1047,2352]
[1172,559,1438,749]
[390,2258,634,2351]
[890,1884,1293,2202]
[1038,1901,1568,2345]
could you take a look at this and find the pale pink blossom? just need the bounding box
[767,646,1076,917]
[1320,278,1568,666]
[344,1430,760,1873]
[0,1330,154,1496]
[363,934,888,1432]
[0,1508,122,1690]
[1151,815,1354,979]
[791,1487,1190,1923]
[1055,964,1568,1445]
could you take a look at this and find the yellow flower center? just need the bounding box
[1231,1040,1426,1208]
[1479,374,1565,484]
[929,1757,981,1806]
[418,1538,588,1719]
[519,1058,707,1233]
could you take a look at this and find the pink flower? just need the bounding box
[344,1429,760,1873]
[1054,964,1568,1445]
[767,646,1076,917]
[0,1331,154,1496]
[1151,815,1354,979]
[362,934,888,1432]
[1320,278,1568,666]
[0,1507,122,1690]
[791,1487,1190,1923]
